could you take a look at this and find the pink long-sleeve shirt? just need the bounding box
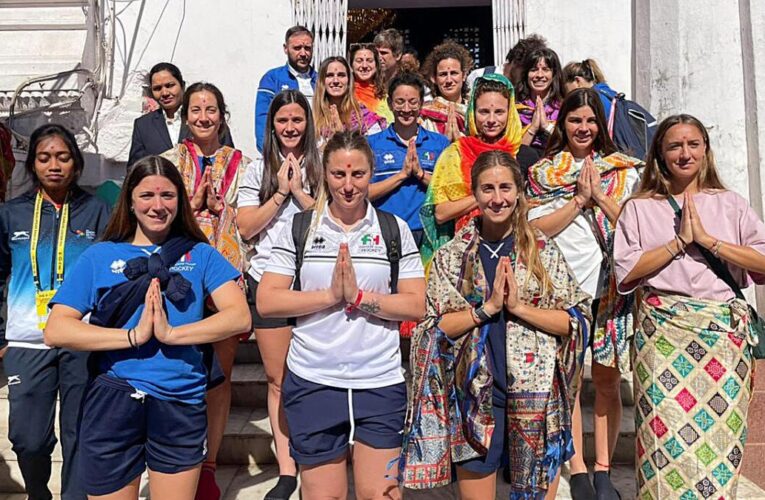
[614,190,765,301]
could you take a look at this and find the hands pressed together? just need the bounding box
[677,192,713,250]
[275,152,305,203]
[130,278,175,347]
[328,243,361,306]
[529,96,549,136]
[398,139,426,182]
[482,256,521,317]
[445,102,461,143]
[574,156,606,208]
[330,104,344,134]
[190,169,224,215]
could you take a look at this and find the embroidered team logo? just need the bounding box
[360,234,381,246]
[110,259,126,274]
[73,229,97,240]
[74,229,96,240]
[359,233,383,254]
[11,231,29,241]
[382,153,395,165]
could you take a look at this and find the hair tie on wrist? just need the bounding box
[664,242,678,259]
[712,239,723,257]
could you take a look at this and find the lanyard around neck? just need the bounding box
[30,191,69,291]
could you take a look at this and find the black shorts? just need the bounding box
[588,298,601,348]
[78,375,207,495]
[247,273,296,329]
[282,371,407,465]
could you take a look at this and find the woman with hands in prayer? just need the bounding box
[44,156,249,499]
[257,131,425,499]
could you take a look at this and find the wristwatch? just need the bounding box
[473,304,492,323]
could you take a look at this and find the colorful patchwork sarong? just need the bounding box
[633,291,756,499]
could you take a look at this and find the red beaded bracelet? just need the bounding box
[345,289,364,313]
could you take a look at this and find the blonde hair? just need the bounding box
[470,151,551,294]
[632,114,725,200]
[313,56,365,139]
[563,58,607,84]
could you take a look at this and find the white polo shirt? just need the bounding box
[265,202,424,389]
[237,157,311,281]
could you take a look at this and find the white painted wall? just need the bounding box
[634,0,751,200]
[524,0,632,97]
[633,0,765,307]
[94,0,293,167]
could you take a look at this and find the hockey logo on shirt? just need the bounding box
[359,233,383,254]
[111,259,127,274]
[170,252,196,272]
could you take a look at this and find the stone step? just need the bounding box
[230,363,267,408]
[3,462,765,499]
[0,463,281,499]
[216,407,274,465]
[581,402,636,464]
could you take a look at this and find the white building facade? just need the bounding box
[1,0,764,270]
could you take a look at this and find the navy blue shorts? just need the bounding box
[78,374,207,495]
[282,371,407,465]
[457,401,507,474]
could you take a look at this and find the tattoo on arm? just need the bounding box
[358,299,381,315]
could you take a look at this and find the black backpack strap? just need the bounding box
[291,210,314,292]
[666,197,745,300]
[375,208,401,293]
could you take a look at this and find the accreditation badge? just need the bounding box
[35,289,56,330]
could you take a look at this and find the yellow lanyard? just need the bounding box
[30,191,69,291]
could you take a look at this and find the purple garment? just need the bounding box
[517,98,560,149]
[614,190,765,300]
[350,104,387,134]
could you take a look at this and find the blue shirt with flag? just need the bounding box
[51,241,240,404]
[368,126,449,231]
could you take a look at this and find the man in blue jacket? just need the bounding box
[254,25,317,152]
